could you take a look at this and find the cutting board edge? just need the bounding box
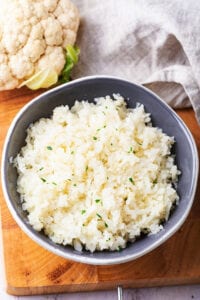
[6,278,200,296]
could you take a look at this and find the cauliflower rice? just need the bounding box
[14,95,180,252]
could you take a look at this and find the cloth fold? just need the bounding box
[73,0,200,123]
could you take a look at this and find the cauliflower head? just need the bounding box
[0,0,79,90]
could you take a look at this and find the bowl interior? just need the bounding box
[2,77,198,264]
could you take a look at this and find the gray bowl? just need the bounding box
[1,76,199,265]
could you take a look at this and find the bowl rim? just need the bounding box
[1,75,199,265]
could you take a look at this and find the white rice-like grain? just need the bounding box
[14,94,180,252]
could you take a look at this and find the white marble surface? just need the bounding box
[0,227,200,300]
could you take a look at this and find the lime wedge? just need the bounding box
[19,68,58,90]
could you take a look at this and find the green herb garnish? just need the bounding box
[59,45,80,83]
[71,151,74,154]
[47,146,53,150]
[93,136,97,140]
[85,166,88,172]
[52,182,57,185]
[73,183,77,187]
[117,246,122,252]
[153,179,158,184]
[95,199,101,203]
[81,210,86,215]
[96,213,102,220]
[106,238,111,242]
[39,167,44,171]
[129,177,135,184]
[40,178,46,182]
[128,146,133,153]
[104,222,108,228]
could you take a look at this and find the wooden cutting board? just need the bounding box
[0,88,200,296]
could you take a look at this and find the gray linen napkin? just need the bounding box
[73,0,200,124]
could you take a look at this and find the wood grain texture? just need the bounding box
[0,89,200,296]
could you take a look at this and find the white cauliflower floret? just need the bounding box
[9,51,34,79]
[23,39,46,63]
[0,54,8,64]
[0,64,18,90]
[0,0,79,91]
[41,17,63,46]
[44,0,59,13]
[37,46,66,75]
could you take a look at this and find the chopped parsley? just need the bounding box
[129,177,135,184]
[85,166,88,172]
[104,222,108,228]
[39,167,44,171]
[81,210,86,215]
[117,246,122,252]
[128,146,133,153]
[153,178,158,184]
[93,136,97,140]
[73,183,77,187]
[95,199,101,203]
[71,150,74,154]
[40,177,46,182]
[106,238,111,242]
[96,213,102,220]
[47,146,53,150]
[110,143,113,146]
[52,182,57,186]
[97,125,106,131]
